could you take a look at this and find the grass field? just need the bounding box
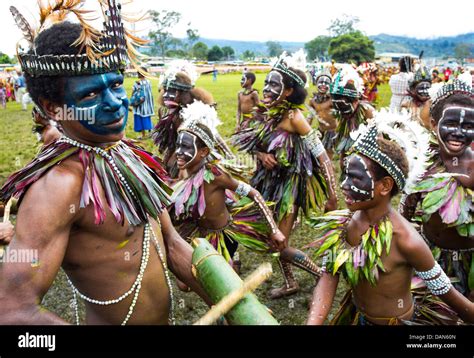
[0,72,392,325]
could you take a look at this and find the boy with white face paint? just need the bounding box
[401,80,474,300]
[330,65,374,163]
[309,69,337,159]
[170,100,287,264]
[306,112,474,325]
[236,72,259,131]
[401,66,433,130]
[152,60,230,179]
[232,51,338,298]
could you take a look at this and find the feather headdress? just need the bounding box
[10,0,148,77]
[178,100,222,151]
[271,49,308,88]
[159,59,199,91]
[330,64,364,98]
[350,109,431,193]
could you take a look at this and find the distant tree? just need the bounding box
[221,46,235,60]
[185,25,199,57]
[266,41,283,57]
[148,10,182,60]
[192,42,208,60]
[305,36,331,61]
[327,14,360,37]
[207,45,224,61]
[0,52,14,64]
[242,50,255,60]
[164,37,185,58]
[328,31,375,64]
[454,43,472,63]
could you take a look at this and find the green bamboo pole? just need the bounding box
[191,238,279,325]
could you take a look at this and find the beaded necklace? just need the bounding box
[67,222,175,325]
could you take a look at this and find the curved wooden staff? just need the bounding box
[193,262,272,325]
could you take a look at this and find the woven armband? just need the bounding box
[235,181,252,197]
[302,129,325,158]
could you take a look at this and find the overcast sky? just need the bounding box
[1,0,473,56]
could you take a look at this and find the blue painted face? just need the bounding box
[62,72,129,135]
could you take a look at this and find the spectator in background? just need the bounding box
[132,69,154,140]
[457,67,473,87]
[389,56,413,112]
[21,91,33,111]
[443,67,452,82]
[432,69,443,83]
[14,71,26,104]
[0,81,6,109]
[212,65,218,82]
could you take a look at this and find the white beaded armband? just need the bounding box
[302,129,325,158]
[235,181,252,197]
[415,262,441,280]
[416,263,453,296]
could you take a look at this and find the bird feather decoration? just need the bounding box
[9,6,36,45]
[12,0,148,72]
[180,100,222,136]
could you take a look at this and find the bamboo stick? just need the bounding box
[193,262,272,325]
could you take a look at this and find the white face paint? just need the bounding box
[437,106,474,155]
[176,131,198,168]
[262,71,285,107]
[341,154,375,206]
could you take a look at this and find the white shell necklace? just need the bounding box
[67,222,175,325]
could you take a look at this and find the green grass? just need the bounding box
[0,73,392,325]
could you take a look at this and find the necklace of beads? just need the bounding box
[67,222,175,325]
[58,135,176,325]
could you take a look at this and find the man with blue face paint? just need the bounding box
[0,0,211,325]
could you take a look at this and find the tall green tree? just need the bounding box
[221,46,235,60]
[185,25,199,57]
[266,41,283,57]
[192,42,208,60]
[207,45,224,61]
[305,36,331,61]
[0,52,14,64]
[148,10,181,60]
[328,31,375,64]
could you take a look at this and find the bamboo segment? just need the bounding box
[194,263,272,325]
[191,238,279,325]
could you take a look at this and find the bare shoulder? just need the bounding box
[19,155,84,222]
[209,166,233,188]
[289,109,311,134]
[391,211,426,255]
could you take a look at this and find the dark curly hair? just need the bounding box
[277,67,307,105]
[24,22,85,107]
[366,138,409,197]
[431,93,474,123]
[244,72,256,85]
